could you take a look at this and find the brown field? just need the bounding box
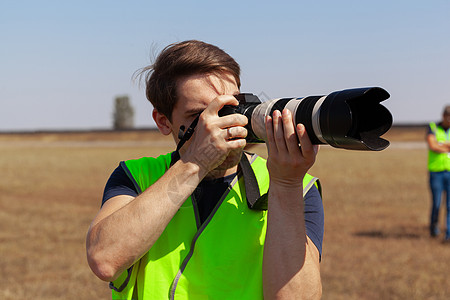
[1,126,449,299]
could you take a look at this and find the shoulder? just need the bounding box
[427,122,437,136]
[120,152,174,195]
[102,165,139,206]
[123,152,173,173]
[102,152,172,205]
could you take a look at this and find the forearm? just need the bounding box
[430,143,450,153]
[427,135,450,153]
[263,184,322,300]
[86,159,204,281]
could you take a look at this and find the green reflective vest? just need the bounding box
[428,122,450,172]
[110,152,320,300]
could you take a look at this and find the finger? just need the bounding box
[313,144,320,155]
[204,95,239,116]
[216,113,248,129]
[296,124,315,160]
[224,126,248,140]
[265,115,276,155]
[272,110,288,154]
[226,138,247,150]
[282,109,301,155]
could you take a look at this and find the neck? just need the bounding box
[205,151,252,180]
[205,164,238,180]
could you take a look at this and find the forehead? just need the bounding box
[175,73,239,112]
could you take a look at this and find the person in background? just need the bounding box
[426,105,450,242]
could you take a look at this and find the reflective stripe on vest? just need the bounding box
[428,122,450,172]
[111,152,320,300]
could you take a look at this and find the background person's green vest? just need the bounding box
[111,152,320,300]
[428,122,450,172]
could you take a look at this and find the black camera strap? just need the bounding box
[239,153,268,211]
[171,115,201,164]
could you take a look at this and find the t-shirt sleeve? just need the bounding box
[426,124,433,136]
[304,185,324,258]
[101,164,138,207]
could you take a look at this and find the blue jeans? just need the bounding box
[429,171,450,238]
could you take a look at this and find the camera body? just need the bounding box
[219,87,393,151]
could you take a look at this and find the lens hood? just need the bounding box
[317,87,392,151]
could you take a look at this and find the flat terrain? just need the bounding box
[1,126,449,299]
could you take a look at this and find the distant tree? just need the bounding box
[113,95,134,130]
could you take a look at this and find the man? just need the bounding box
[86,40,324,299]
[426,105,450,242]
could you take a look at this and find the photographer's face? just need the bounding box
[154,72,242,175]
[443,113,450,128]
[173,71,239,138]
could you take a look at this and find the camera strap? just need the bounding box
[239,153,268,211]
[171,115,201,164]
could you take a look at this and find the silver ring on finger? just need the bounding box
[227,128,232,140]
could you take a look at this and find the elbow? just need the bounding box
[86,234,120,282]
[86,226,121,282]
[87,250,120,282]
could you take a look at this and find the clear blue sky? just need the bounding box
[1,0,449,131]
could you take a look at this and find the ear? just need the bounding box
[152,109,172,136]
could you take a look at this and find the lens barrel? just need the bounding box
[226,87,392,151]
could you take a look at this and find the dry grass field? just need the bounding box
[1,126,449,299]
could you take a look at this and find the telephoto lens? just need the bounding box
[221,87,393,151]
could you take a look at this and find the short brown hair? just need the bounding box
[137,40,241,121]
